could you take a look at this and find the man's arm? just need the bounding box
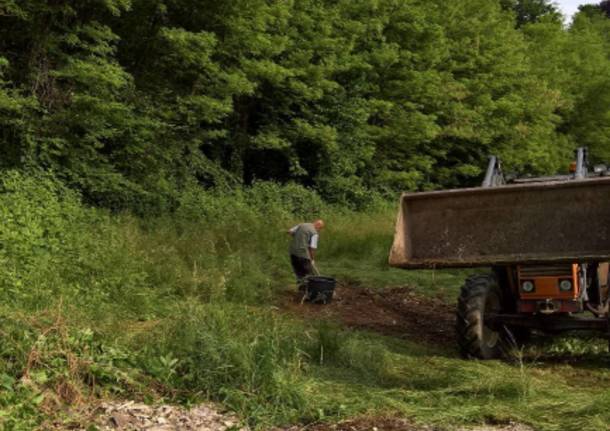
[309,233,319,261]
[287,225,299,236]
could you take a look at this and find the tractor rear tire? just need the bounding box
[456,274,506,359]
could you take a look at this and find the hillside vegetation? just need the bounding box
[2,1,610,430]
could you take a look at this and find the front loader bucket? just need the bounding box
[389,177,610,269]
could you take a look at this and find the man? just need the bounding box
[288,219,325,287]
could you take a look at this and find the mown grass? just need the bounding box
[301,332,610,431]
[1,171,610,431]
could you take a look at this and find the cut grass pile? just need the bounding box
[302,332,610,431]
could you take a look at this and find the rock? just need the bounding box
[109,412,132,428]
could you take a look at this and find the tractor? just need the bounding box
[389,148,610,358]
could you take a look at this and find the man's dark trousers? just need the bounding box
[290,254,314,285]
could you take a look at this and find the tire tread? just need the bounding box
[456,274,503,359]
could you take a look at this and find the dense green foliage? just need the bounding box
[2,0,610,210]
[500,0,563,26]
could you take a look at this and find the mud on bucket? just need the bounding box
[305,276,336,304]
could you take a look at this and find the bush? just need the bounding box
[0,170,89,306]
[246,181,326,219]
[0,170,84,265]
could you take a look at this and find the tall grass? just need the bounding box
[0,170,391,428]
[2,170,610,431]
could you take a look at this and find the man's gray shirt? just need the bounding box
[289,223,319,260]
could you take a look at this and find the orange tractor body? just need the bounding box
[389,149,610,358]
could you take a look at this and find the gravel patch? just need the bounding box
[89,401,247,431]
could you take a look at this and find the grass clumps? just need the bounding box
[2,169,610,431]
[0,169,385,428]
[137,303,309,423]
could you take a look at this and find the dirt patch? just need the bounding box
[276,417,433,431]
[280,284,455,346]
[460,424,534,431]
[277,418,533,431]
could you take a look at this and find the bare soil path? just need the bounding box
[276,417,533,431]
[280,283,455,346]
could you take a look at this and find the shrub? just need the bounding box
[0,170,89,306]
[246,181,326,219]
[0,170,83,265]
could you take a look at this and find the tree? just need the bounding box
[0,57,35,168]
[599,1,610,17]
[500,0,562,27]
[564,11,610,161]
[577,1,610,19]
[392,0,564,185]
[524,8,610,163]
[0,0,594,209]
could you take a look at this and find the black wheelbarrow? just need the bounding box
[302,276,336,304]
